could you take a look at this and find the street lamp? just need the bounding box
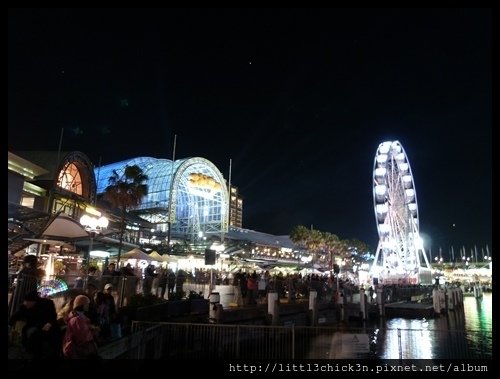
[80,214,109,266]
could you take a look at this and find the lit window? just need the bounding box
[57,163,83,195]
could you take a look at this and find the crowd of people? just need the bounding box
[227,270,353,306]
[9,288,106,359]
[9,256,119,360]
[9,254,369,360]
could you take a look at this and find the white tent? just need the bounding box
[121,248,152,261]
[149,251,168,262]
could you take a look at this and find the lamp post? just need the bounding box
[80,214,109,266]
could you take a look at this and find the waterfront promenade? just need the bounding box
[9,276,491,361]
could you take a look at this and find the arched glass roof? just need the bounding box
[95,156,229,236]
[95,157,188,211]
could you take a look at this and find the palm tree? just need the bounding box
[103,165,148,266]
[290,225,311,250]
[290,225,326,269]
[290,225,370,272]
[323,231,341,270]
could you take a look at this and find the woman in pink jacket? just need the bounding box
[62,295,99,359]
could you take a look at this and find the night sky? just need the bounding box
[8,9,492,256]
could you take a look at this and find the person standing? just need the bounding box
[62,295,99,359]
[157,268,167,299]
[143,264,155,295]
[167,271,176,299]
[103,283,120,339]
[232,270,242,307]
[175,270,186,297]
[10,290,61,359]
[17,255,45,299]
[247,273,259,306]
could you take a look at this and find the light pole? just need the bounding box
[80,214,109,266]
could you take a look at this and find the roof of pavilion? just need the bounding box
[225,227,295,249]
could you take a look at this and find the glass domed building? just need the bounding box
[95,156,229,241]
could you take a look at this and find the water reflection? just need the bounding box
[463,293,492,357]
[378,293,492,359]
[381,319,433,359]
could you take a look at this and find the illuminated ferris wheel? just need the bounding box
[370,140,431,285]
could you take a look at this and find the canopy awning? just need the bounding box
[24,238,73,248]
[41,212,90,241]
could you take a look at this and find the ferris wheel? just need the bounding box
[370,140,431,285]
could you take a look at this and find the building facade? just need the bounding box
[8,151,97,254]
[228,185,243,228]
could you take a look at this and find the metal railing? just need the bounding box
[98,324,164,359]
[125,322,491,360]
[8,274,39,318]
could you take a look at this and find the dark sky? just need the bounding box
[8,8,492,256]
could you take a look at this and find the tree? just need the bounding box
[290,225,311,250]
[290,225,329,269]
[103,165,148,266]
[345,238,370,255]
[290,225,370,272]
[323,231,341,271]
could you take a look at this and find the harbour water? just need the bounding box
[141,283,492,360]
[378,292,492,359]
